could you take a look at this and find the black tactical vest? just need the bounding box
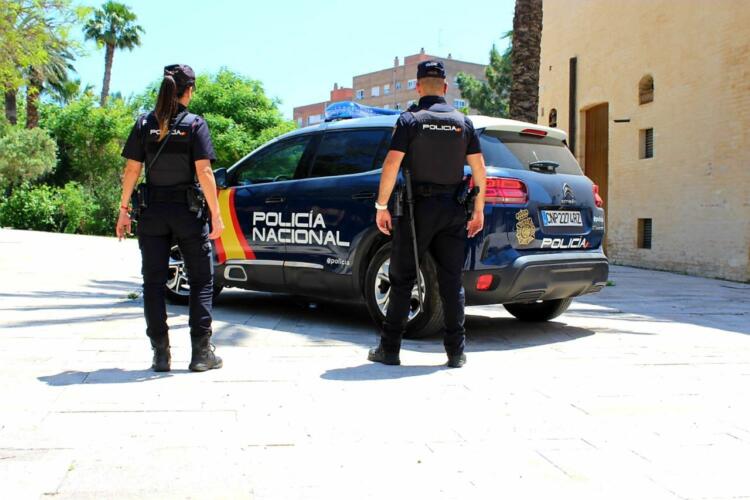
[142,111,198,187]
[407,106,468,185]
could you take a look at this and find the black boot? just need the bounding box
[189,334,223,372]
[447,352,466,369]
[150,338,171,372]
[367,343,401,366]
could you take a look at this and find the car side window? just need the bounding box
[234,135,311,185]
[308,129,389,178]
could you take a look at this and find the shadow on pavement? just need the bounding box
[37,368,187,386]
[321,363,446,381]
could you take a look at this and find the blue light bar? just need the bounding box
[325,101,401,122]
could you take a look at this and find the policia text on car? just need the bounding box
[369,60,487,368]
[116,64,225,373]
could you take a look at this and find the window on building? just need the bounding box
[454,99,466,109]
[384,84,390,95]
[308,114,323,125]
[356,89,364,100]
[296,118,303,127]
[639,128,654,159]
[371,86,380,97]
[383,104,390,109]
[639,75,654,104]
[637,218,652,249]
[549,108,558,128]
[395,103,401,110]
[407,79,417,90]
[309,130,389,178]
[395,81,402,90]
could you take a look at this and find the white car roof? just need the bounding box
[278,114,567,142]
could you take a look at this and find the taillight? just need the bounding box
[520,128,548,137]
[485,177,528,205]
[476,274,494,291]
[592,184,604,208]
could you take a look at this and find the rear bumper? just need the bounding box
[463,251,609,305]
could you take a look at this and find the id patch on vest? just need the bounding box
[421,123,462,133]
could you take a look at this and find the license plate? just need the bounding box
[541,210,583,227]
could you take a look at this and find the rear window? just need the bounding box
[479,130,583,175]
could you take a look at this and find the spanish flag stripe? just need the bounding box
[230,189,256,260]
[216,189,244,261]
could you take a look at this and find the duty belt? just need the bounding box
[413,182,461,197]
[150,186,189,204]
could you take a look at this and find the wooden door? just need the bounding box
[584,103,609,247]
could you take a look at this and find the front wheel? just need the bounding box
[503,298,573,322]
[165,245,223,304]
[363,243,443,339]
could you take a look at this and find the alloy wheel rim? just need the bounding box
[373,257,424,322]
[166,245,190,296]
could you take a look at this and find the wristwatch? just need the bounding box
[374,201,388,210]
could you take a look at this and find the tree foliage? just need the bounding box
[457,33,512,118]
[138,69,295,168]
[0,126,57,189]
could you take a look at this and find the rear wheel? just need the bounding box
[165,245,223,305]
[503,298,573,322]
[364,243,443,339]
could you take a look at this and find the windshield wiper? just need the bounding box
[529,160,560,173]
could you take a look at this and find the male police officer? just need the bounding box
[369,60,487,368]
[117,64,224,372]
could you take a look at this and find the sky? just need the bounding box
[71,0,515,119]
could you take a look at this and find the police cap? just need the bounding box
[417,60,446,79]
[164,64,196,87]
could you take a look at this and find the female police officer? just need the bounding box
[116,64,225,373]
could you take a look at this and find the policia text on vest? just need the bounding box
[116,64,225,373]
[370,60,488,369]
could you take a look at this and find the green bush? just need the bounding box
[0,127,58,189]
[0,183,59,231]
[0,181,103,234]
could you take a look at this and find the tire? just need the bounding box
[165,245,223,305]
[504,298,573,322]
[363,243,443,339]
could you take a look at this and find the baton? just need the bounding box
[402,167,424,312]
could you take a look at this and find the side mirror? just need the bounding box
[214,167,228,189]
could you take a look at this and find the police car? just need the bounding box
[166,102,609,338]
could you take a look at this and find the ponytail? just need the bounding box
[155,75,178,141]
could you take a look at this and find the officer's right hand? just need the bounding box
[116,210,131,241]
[376,209,392,235]
[208,213,225,240]
[467,209,484,238]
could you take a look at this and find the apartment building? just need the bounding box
[353,48,486,112]
[293,83,353,127]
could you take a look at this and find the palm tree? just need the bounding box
[509,0,543,123]
[83,1,143,107]
[25,41,75,128]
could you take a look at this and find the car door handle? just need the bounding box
[351,192,376,200]
[265,196,285,204]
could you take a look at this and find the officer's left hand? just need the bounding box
[116,211,131,241]
[376,209,392,235]
[467,209,484,238]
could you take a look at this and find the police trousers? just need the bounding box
[136,201,213,343]
[382,193,467,355]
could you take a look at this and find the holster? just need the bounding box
[130,183,149,222]
[456,178,479,221]
[391,183,404,218]
[186,185,208,220]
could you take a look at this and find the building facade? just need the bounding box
[538,0,750,282]
[293,84,353,128]
[352,49,486,112]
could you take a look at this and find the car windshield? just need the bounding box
[479,130,583,175]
